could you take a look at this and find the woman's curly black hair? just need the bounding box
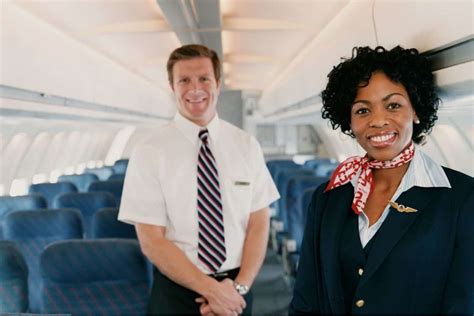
[321,46,440,144]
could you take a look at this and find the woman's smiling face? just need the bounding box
[350,71,419,161]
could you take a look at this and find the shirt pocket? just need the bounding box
[225,177,253,214]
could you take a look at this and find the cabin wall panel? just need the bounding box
[1,3,174,117]
[0,133,32,192]
[120,126,161,158]
[40,131,68,175]
[15,132,52,179]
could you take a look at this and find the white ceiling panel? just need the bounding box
[10,0,349,96]
[220,0,348,90]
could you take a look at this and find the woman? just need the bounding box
[289,46,473,314]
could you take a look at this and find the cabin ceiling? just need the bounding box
[14,0,348,93]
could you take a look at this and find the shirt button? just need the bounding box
[358,268,364,276]
[355,300,365,308]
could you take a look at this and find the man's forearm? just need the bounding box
[136,223,246,314]
[235,207,270,287]
[136,224,216,296]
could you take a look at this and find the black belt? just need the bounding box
[207,267,240,281]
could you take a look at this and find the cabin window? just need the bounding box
[10,178,28,196]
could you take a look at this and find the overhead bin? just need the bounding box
[373,1,472,52]
[1,2,174,118]
[259,0,473,119]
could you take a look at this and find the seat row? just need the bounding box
[85,159,129,180]
[0,207,137,313]
[266,158,339,277]
[29,178,124,207]
[51,159,129,193]
[57,172,125,193]
[0,189,128,238]
[0,239,149,314]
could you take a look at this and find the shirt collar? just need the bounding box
[400,147,451,190]
[174,111,221,146]
[350,146,451,190]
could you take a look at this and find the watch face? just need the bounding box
[236,283,249,295]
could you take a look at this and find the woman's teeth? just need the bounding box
[370,133,395,142]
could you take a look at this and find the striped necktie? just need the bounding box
[197,129,226,272]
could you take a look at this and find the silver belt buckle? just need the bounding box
[212,271,228,278]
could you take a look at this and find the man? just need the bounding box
[118,44,279,315]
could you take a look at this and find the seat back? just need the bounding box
[275,169,313,220]
[58,174,99,192]
[53,192,116,238]
[266,162,301,209]
[0,195,47,238]
[88,180,124,206]
[28,182,78,207]
[285,176,326,241]
[289,188,318,254]
[0,241,28,313]
[85,167,114,181]
[3,209,83,312]
[112,159,129,175]
[315,161,339,177]
[303,158,333,170]
[267,160,299,182]
[40,239,149,315]
[108,174,125,181]
[286,176,328,219]
[92,208,136,239]
[286,177,326,249]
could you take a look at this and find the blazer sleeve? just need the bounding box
[441,184,474,314]
[289,184,325,314]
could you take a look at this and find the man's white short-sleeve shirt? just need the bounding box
[119,112,280,273]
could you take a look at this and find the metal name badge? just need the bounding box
[234,181,250,186]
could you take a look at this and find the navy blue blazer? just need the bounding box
[290,167,474,314]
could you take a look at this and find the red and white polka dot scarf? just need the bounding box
[324,143,415,215]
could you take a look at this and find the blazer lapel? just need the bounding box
[359,187,435,288]
[319,184,352,314]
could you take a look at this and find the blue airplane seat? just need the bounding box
[268,162,301,209]
[0,241,28,313]
[286,176,328,237]
[3,209,83,312]
[267,160,300,182]
[303,158,333,170]
[0,195,46,238]
[113,159,129,175]
[28,182,78,207]
[53,192,116,238]
[266,159,297,176]
[288,182,324,248]
[275,169,314,222]
[84,167,114,181]
[287,187,319,276]
[91,208,136,239]
[271,169,314,254]
[88,180,124,206]
[315,161,339,177]
[58,173,99,192]
[108,173,126,181]
[40,239,149,315]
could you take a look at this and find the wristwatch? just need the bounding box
[233,281,250,295]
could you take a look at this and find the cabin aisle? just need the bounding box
[252,248,293,315]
